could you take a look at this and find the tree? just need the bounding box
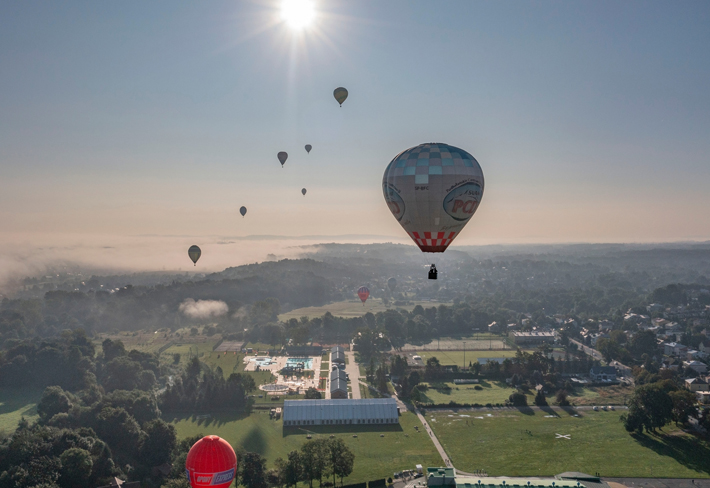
[241,452,268,488]
[283,450,303,488]
[669,389,698,425]
[328,438,354,486]
[140,419,177,466]
[59,448,92,488]
[172,353,181,364]
[555,389,570,407]
[301,439,330,488]
[534,389,548,406]
[37,386,72,421]
[508,391,527,407]
[304,387,322,400]
[624,384,673,433]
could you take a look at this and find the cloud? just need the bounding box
[179,298,228,319]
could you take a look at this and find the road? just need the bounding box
[345,351,361,399]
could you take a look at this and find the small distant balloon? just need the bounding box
[240,206,247,217]
[188,245,201,266]
[333,87,348,106]
[277,151,288,167]
[357,286,370,304]
[305,144,312,154]
[387,277,397,292]
[302,188,307,196]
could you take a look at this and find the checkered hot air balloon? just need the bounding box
[357,286,369,304]
[382,143,484,253]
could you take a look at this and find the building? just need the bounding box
[512,331,555,345]
[683,360,708,374]
[425,467,611,488]
[685,377,708,392]
[590,366,617,382]
[330,377,348,399]
[331,346,345,365]
[283,399,398,426]
[697,391,710,404]
[664,342,688,357]
[330,368,347,382]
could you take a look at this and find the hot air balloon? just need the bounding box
[185,435,237,488]
[387,277,397,292]
[302,188,307,196]
[188,245,201,266]
[333,87,348,106]
[357,286,369,304]
[240,206,247,217]
[305,144,312,154]
[277,151,288,167]
[382,143,484,279]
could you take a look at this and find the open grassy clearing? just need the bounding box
[278,299,453,321]
[171,410,440,484]
[567,385,634,406]
[0,387,42,435]
[427,408,710,478]
[420,381,515,405]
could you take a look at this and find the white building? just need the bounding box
[283,399,399,426]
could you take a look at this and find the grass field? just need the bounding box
[427,408,710,478]
[171,410,440,483]
[278,299,452,321]
[420,381,515,405]
[402,335,509,352]
[414,350,517,366]
[0,387,42,435]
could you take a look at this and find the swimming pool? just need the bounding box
[286,357,313,369]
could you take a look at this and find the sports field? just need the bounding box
[427,408,710,478]
[412,350,516,367]
[419,381,516,405]
[278,299,452,321]
[171,410,441,484]
[0,387,42,435]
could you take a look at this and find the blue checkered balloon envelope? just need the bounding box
[382,143,484,252]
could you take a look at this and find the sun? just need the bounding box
[281,0,315,30]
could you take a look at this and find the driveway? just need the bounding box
[345,351,361,399]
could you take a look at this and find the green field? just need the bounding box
[414,350,517,367]
[171,410,440,484]
[420,381,515,405]
[0,387,42,435]
[278,299,452,321]
[427,408,710,478]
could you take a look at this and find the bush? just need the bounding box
[508,391,528,407]
[474,385,483,390]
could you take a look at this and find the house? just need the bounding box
[590,332,609,347]
[683,360,708,374]
[512,331,555,345]
[647,303,665,313]
[664,342,688,357]
[331,346,345,365]
[696,391,710,405]
[685,377,709,392]
[590,366,617,382]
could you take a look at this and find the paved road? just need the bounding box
[345,351,361,399]
[606,479,710,487]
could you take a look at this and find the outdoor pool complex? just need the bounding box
[286,357,313,369]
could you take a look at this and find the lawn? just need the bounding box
[427,408,710,478]
[278,299,453,321]
[567,385,634,406]
[171,410,441,484]
[414,350,518,367]
[0,387,43,435]
[419,381,515,405]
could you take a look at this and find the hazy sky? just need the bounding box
[2,0,710,270]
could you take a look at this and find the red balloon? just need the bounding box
[357,286,370,303]
[185,435,237,488]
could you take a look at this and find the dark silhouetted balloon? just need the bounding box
[185,435,237,488]
[387,277,397,292]
[188,245,201,266]
[305,144,312,154]
[240,206,247,217]
[333,87,348,106]
[302,188,307,196]
[277,152,288,167]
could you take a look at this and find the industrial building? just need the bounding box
[512,331,556,345]
[283,399,399,426]
[426,467,613,488]
[331,345,345,364]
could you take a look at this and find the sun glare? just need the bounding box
[281,0,315,29]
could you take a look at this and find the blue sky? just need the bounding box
[1,0,710,258]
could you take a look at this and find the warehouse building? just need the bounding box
[330,377,348,399]
[331,346,345,365]
[283,399,398,426]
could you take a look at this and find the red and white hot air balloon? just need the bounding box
[382,143,484,277]
[185,435,237,488]
[357,286,370,304]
